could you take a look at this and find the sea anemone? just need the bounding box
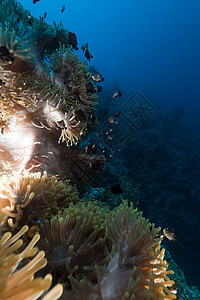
[99,201,176,299]
[0,224,63,299]
[47,44,96,106]
[36,200,176,300]
[0,170,80,231]
[37,201,110,288]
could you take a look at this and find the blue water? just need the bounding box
[18,0,200,290]
[19,0,200,131]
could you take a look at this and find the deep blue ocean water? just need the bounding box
[19,0,200,131]
[18,0,200,290]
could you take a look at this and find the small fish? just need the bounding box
[39,12,47,21]
[113,89,122,100]
[0,79,5,86]
[28,224,39,238]
[110,184,124,195]
[0,46,15,63]
[61,5,65,13]
[104,109,108,115]
[33,0,40,4]
[80,128,87,136]
[108,112,120,124]
[161,228,177,241]
[89,160,102,170]
[85,144,98,155]
[85,47,93,61]
[68,32,78,50]
[81,43,88,52]
[85,82,95,93]
[102,147,107,154]
[65,79,76,89]
[94,182,102,188]
[81,43,93,61]
[27,13,34,26]
[73,109,87,122]
[57,120,65,129]
[91,144,98,154]
[106,135,113,141]
[89,114,96,122]
[85,145,92,154]
[92,72,104,83]
[96,85,103,92]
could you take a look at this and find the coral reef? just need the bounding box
[1,1,194,299]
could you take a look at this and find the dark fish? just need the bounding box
[81,43,88,52]
[108,112,120,124]
[68,32,78,50]
[27,13,34,26]
[96,85,103,92]
[0,79,5,86]
[85,82,95,93]
[94,182,102,188]
[91,144,97,154]
[162,228,177,241]
[104,109,108,115]
[85,47,93,61]
[92,72,104,83]
[80,128,87,136]
[89,114,96,122]
[33,0,40,4]
[85,145,93,154]
[113,89,122,100]
[81,43,93,61]
[110,184,124,195]
[85,144,97,155]
[65,79,76,89]
[39,12,47,21]
[89,160,102,170]
[106,135,113,141]
[73,109,87,122]
[61,5,65,13]
[102,147,107,154]
[57,120,65,129]
[0,46,15,63]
